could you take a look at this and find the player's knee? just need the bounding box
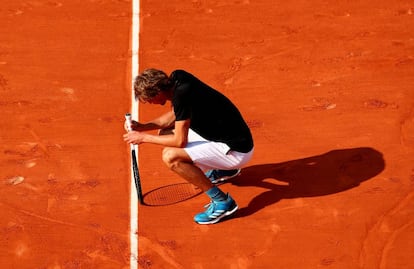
[161,147,179,169]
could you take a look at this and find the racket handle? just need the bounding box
[125,113,132,131]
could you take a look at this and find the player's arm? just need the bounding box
[125,110,175,132]
[123,119,190,148]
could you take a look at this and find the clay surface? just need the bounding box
[1,1,413,268]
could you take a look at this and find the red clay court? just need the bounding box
[1,0,413,268]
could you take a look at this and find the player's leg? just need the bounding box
[161,147,212,192]
[161,146,238,224]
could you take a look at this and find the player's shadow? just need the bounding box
[232,147,385,218]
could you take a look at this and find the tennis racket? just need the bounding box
[125,113,143,204]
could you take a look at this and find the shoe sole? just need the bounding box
[211,169,241,184]
[195,205,238,225]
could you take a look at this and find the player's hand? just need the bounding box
[124,120,141,131]
[123,131,146,145]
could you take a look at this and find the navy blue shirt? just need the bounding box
[170,70,253,153]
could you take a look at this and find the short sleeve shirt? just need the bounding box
[170,70,253,153]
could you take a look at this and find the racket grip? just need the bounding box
[125,113,132,131]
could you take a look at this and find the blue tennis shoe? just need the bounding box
[194,194,238,224]
[205,169,241,184]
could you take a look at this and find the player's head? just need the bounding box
[134,69,174,103]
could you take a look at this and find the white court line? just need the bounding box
[130,0,139,268]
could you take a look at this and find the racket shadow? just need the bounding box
[142,182,203,206]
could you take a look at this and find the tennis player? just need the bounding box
[123,69,254,224]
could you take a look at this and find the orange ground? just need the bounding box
[1,0,414,269]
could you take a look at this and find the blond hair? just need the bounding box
[133,69,172,102]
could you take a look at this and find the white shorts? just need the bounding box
[184,129,254,171]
